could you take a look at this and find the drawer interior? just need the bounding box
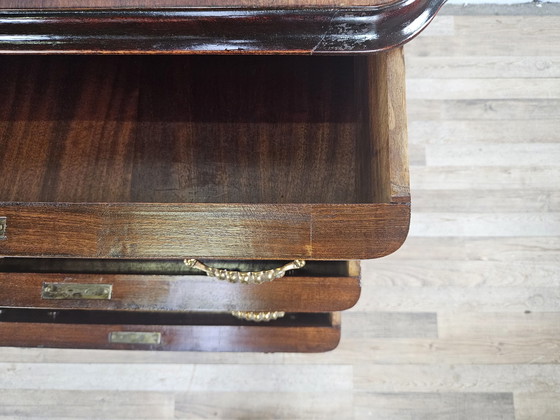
[0,258,352,276]
[0,54,395,205]
[0,308,332,327]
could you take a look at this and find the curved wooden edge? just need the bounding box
[0,0,447,54]
[0,202,409,260]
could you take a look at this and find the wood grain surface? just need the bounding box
[0,52,410,260]
[0,272,360,312]
[1,7,559,420]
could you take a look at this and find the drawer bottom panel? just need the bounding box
[0,309,340,353]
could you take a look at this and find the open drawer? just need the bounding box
[0,260,360,312]
[0,309,342,352]
[0,49,409,261]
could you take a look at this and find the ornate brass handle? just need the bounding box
[183,259,305,284]
[231,311,285,322]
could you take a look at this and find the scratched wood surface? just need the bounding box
[1,6,559,419]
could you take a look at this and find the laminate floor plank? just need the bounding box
[0,363,352,392]
[425,143,560,167]
[341,312,438,339]
[409,120,560,145]
[362,260,560,287]
[174,392,354,420]
[406,56,560,79]
[407,16,560,57]
[375,237,560,262]
[408,98,560,121]
[439,312,560,339]
[354,392,515,420]
[353,286,560,312]
[410,166,560,190]
[0,390,175,419]
[354,365,560,393]
[514,392,560,420]
[331,338,560,365]
[412,189,560,213]
[408,78,560,99]
[409,212,560,237]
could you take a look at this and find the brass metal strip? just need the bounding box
[109,331,162,345]
[41,283,113,300]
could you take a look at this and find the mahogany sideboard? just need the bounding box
[0,0,446,352]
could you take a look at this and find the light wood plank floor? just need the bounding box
[1,5,559,419]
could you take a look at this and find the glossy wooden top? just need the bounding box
[0,0,448,54]
[2,0,398,8]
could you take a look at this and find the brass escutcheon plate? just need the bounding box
[0,217,6,239]
[109,331,162,345]
[41,283,113,300]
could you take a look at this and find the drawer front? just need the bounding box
[0,203,409,260]
[0,310,341,353]
[0,261,360,313]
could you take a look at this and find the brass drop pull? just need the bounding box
[183,259,305,284]
[231,311,285,322]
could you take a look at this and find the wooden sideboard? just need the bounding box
[0,0,446,352]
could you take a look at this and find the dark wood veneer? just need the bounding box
[0,50,410,260]
[0,1,448,54]
[0,0,397,7]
